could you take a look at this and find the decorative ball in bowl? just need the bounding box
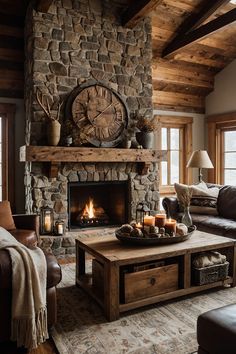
[115,222,196,246]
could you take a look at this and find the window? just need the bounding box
[155,116,193,199]
[207,113,236,184]
[223,130,236,185]
[161,127,181,186]
[0,104,15,207]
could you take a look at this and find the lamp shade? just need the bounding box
[187,150,214,169]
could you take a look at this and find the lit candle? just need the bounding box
[136,222,143,229]
[57,224,63,235]
[155,213,166,228]
[165,218,177,234]
[44,215,51,232]
[144,215,155,227]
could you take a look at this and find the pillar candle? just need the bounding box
[165,218,177,234]
[44,215,52,232]
[144,215,155,227]
[155,213,166,228]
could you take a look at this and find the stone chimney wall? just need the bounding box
[23,0,158,221]
[25,0,153,145]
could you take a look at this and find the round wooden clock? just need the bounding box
[66,83,129,147]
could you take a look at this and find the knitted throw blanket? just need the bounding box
[0,227,48,349]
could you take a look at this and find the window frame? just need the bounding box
[0,103,15,208]
[207,112,236,184]
[155,115,193,195]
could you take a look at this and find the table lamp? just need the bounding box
[187,150,213,182]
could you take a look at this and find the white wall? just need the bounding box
[153,110,206,184]
[206,59,236,115]
[0,98,25,213]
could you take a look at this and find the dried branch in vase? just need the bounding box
[180,187,193,207]
[36,89,62,122]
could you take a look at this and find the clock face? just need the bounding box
[70,84,128,147]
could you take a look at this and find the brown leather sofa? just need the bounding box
[197,304,236,354]
[163,184,236,238]
[0,213,62,343]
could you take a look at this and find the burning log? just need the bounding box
[76,198,109,227]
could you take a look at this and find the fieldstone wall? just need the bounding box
[23,0,158,228]
[25,0,153,146]
[31,162,159,225]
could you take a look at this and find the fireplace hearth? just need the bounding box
[68,181,130,229]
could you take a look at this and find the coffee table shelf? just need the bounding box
[76,231,236,321]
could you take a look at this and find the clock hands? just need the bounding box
[92,103,113,122]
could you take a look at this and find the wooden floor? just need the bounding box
[1,337,58,354]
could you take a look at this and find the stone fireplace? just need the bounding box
[23,0,161,234]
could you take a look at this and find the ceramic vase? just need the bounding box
[47,120,61,146]
[136,131,154,149]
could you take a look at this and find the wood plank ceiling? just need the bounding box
[151,0,236,113]
[0,0,235,114]
[0,0,26,98]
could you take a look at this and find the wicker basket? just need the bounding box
[193,261,229,286]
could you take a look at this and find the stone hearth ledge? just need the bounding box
[40,227,117,259]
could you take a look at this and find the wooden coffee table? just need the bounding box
[76,230,236,321]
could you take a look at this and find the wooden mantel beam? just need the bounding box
[37,0,53,13]
[121,0,162,28]
[162,7,236,58]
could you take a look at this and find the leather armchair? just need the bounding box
[0,214,62,342]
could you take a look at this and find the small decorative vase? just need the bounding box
[47,120,61,146]
[136,131,154,149]
[182,206,192,227]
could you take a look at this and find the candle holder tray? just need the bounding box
[115,225,196,246]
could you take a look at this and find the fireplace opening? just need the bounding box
[68,181,130,229]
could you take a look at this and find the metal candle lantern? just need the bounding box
[40,206,54,235]
[54,219,65,236]
[136,202,151,229]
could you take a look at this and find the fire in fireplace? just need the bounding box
[77,198,110,227]
[68,181,130,229]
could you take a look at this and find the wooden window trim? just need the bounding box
[0,103,15,208]
[207,112,236,184]
[155,115,193,194]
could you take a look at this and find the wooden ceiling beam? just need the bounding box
[37,0,53,13]
[162,8,236,58]
[176,0,230,37]
[121,0,162,28]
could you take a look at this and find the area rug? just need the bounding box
[52,263,236,354]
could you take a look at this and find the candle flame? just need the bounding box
[83,198,95,219]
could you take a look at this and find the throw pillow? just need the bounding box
[0,200,16,230]
[174,182,219,215]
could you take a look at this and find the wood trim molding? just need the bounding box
[207,111,236,183]
[207,112,236,124]
[0,103,16,209]
[155,116,193,125]
[154,115,193,189]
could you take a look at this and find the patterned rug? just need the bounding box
[52,263,236,354]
